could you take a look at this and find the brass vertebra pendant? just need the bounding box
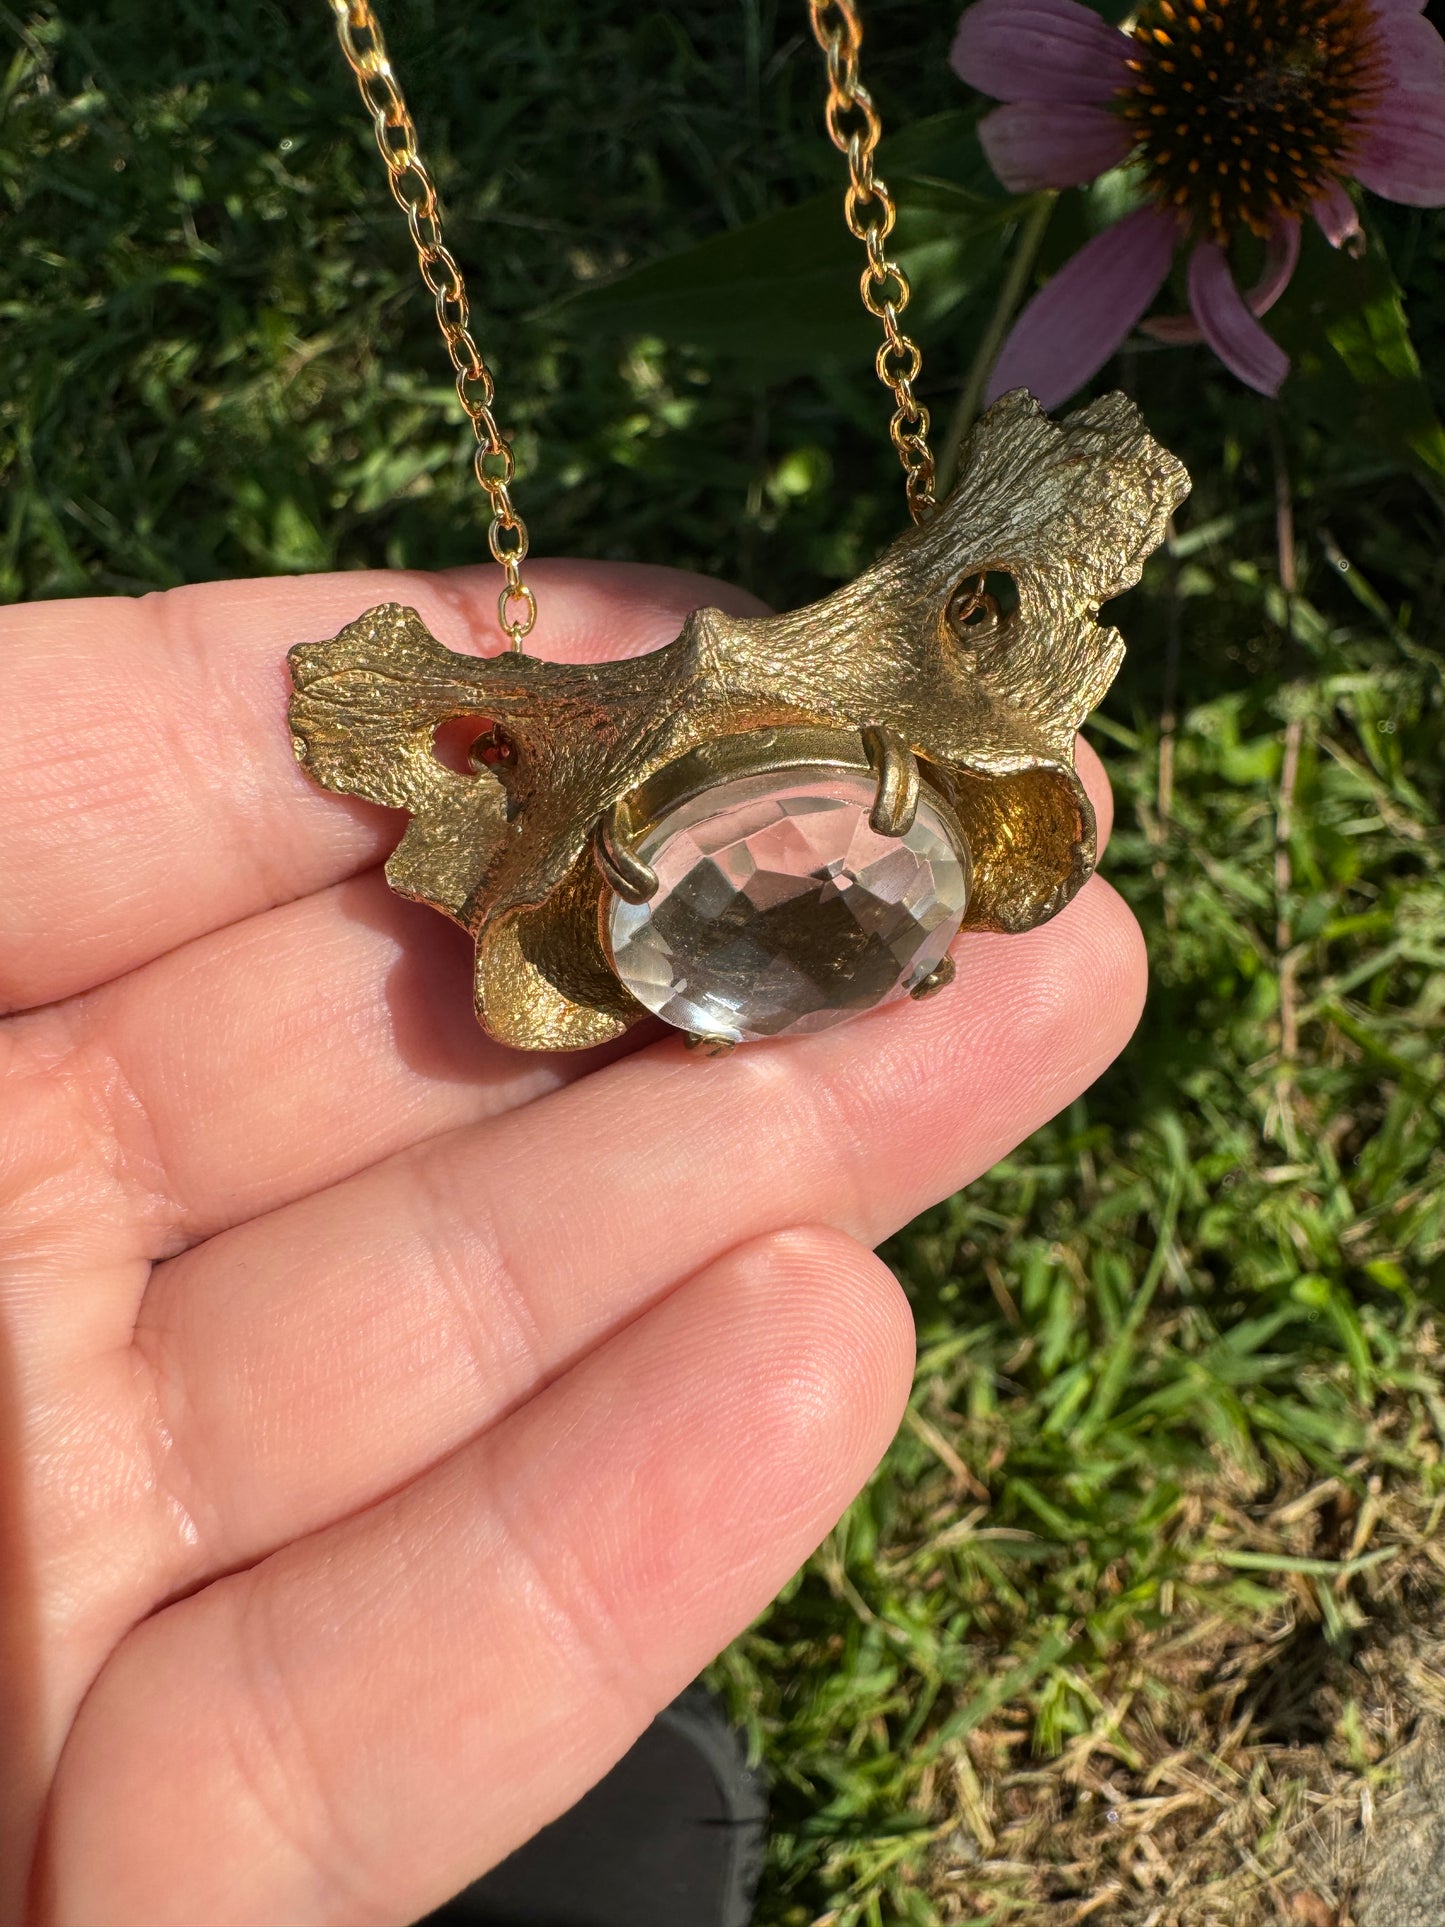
[288,392,1187,1051]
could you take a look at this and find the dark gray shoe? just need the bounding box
[415,1688,767,1927]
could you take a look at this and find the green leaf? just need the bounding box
[1275,223,1445,482]
[885,108,1018,197]
[552,112,1025,374]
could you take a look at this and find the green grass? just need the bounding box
[6,3,1445,1921]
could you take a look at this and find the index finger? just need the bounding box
[0,562,766,1014]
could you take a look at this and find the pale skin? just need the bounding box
[0,560,1147,1926]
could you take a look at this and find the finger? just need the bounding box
[36,870,630,1258]
[1077,731,1113,849]
[48,1227,914,1927]
[35,736,1116,1253]
[136,873,1144,1595]
[0,562,765,1015]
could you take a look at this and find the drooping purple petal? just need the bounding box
[1368,5,1445,91]
[1313,180,1363,249]
[1353,88,1445,203]
[1139,311,1203,344]
[1186,242,1289,396]
[1248,218,1302,315]
[951,0,1133,106]
[1140,217,1300,344]
[986,205,1178,410]
[978,102,1133,191]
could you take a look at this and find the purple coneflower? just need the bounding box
[952,0,1445,403]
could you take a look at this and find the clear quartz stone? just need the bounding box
[608,767,969,1043]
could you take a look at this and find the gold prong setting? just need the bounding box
[909,953,957,1001]
[592,798,659,905]
[684,1032,738,1056]
[861,724,920,837]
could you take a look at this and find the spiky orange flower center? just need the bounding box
[1116,0,1386,244]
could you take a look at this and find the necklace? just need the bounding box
[288,0,1189,1054]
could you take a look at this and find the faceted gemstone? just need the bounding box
[608,768,969,1043]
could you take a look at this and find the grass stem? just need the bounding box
[1270,409,1304,1151]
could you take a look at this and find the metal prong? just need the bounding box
[909,954,956,1002]
[685,1032,737,1057]
[593,799,658,904]
[862,725,920,837]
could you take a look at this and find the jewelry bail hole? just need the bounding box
[947,568,1018,647]
[431,716,514,774]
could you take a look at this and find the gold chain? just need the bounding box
[328,0,537,649]
[806,0,936,522]
[329,0,933,626]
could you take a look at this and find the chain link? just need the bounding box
[805,0,936,522]
[328,0,537,649]
[330,0,930,615]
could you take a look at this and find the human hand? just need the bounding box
[0,562,1145,1925]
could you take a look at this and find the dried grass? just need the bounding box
[926,1434,1445,1927]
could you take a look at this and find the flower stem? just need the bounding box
[1269,406,1304,1156]
[934,192,1056,498]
